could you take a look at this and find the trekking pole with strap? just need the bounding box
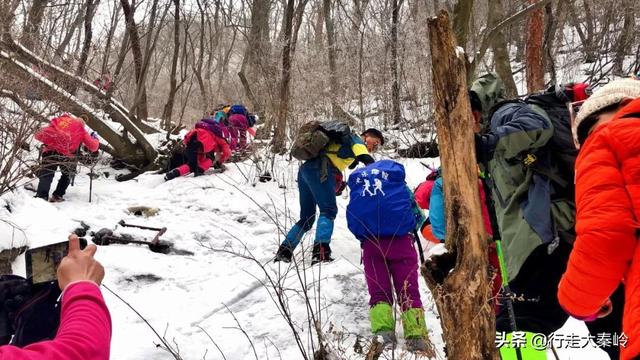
[412,229,426,265]
[495,239,523,360]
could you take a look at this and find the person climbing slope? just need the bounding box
[274,121,382,264]
[164,118,231,181]
[34,114,100,202]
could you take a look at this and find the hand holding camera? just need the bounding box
[57,234,104,290]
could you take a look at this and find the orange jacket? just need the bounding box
[558,97,640,360]
[35,115,99,156]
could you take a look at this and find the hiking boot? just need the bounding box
[311,243,334,265]
[405,337,430,353]
[375,331,396,347]
[274,245,293,263]
[48,195,64,203]
[164,169,180,181]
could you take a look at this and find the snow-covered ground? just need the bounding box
[0,155,612,359]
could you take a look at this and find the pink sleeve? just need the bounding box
[0,282,111,360]
[82,131,100,152]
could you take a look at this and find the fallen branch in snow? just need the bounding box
[102,284,183,360]
[222,303,259,360]
[196,326,228,360]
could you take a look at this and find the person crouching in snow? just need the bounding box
[558,78,640,360]
[164,119,231,181]
[34,114,99,202]
[346,160,430,352]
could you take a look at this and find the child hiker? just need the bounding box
[346,160,429,352]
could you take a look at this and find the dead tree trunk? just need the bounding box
[424,11,497,360]
[271,0,296,154]
[525,0,545,92]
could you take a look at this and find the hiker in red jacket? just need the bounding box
[0,234,111,360]
[164,120,232,181]
[34,114,100,202]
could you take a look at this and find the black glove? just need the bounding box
[335,181,347,196]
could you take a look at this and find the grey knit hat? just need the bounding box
[573,78,640,146]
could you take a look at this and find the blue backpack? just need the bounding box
[346,160,416,241]
[229,104,248,116]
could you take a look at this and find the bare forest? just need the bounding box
[0,0,637,171]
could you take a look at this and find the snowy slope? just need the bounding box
[0,156,611,359]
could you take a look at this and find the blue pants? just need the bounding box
[283,157,338,249]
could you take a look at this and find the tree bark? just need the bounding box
[21,0,48,50]
[162,0,180,129]
[424,11,497,360]
[452,0,473,49]
[75,0,100,79]
[525,0,545,92]
[390,0,402,124]
[120,0,149,121]
[271,0,296,154]
[543,1,562,85]
[487,0,517,98]
[612,0,634,76]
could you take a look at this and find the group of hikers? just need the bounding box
[21,74,640,359]
[32,103,258,202]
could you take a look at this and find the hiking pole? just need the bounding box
[495,240,523,360]
[413,230,426,265]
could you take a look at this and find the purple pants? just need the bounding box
[363,234,423,311]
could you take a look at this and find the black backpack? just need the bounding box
[0,276,61,347]
[290,120,351,161]
[524,85,581,199]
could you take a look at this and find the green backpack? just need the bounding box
[290,120,350,161]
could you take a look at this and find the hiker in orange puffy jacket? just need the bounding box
[558,78,640,360]
[34,114,99,202]
[164,123,231,181]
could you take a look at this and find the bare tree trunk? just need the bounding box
[120,0,149,121]
[612,0,634,75]
[323,0,340,114]
[487,0,517,97]
[424,11,497,360]
[543,1,563,85]
[54,3,88,59]
[162,0,180,129]
[102,0,121,74]
[271,0,296,154]
[452,0,473,49]
[21,0,49,50]
[390,0,402,124]
[525,0,545,92]
[76,0,100,79]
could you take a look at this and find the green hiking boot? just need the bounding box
[369,302,395,334]
[401,308,428,339]
[498,331,547,360]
